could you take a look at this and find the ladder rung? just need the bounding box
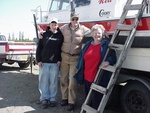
[124,4,143,10]
[91,83,107,94]
[109,43,124,51]
[100,65,116,72]
[82,104,98,113]
[117,24,133,30]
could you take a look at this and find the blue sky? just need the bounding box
[0,0,49,39]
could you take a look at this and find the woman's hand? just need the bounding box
[101,61,109,68]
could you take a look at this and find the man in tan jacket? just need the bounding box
[60,12,91,111]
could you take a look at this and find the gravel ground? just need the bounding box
[0,63,120,113]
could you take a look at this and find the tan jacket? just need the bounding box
[60,23,91,55]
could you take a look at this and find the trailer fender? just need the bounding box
[120,80,150,113]
[117,74,150,90]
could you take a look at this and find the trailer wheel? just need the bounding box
[18,62,30,68]
[120,81,150,113]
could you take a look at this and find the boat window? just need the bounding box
[145,2,150,14]
[74,0,91,7]
[49,0,69,11]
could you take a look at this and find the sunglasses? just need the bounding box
[72,18,79,21]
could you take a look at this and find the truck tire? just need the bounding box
[0,63,2,67]
[120,81,150,113]
[18,62,30,68]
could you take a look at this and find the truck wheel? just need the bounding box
[120,81,150,113]
[18,62,30,68]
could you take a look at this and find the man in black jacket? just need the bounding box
[36,17,64,109]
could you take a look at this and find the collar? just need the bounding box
[68,23,80,31]
[88,38,108,46]
[91,41,101,45]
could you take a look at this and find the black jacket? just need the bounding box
[36,29,64,63]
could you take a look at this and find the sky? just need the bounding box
[0,0,49,39]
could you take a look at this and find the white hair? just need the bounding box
[91,24,105,35]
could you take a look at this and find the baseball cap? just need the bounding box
[70,12,79,19]
[49,17,58,23]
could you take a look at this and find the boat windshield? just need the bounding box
[49,0,91,12]
[74,0,90,7]
[49,0,70,11]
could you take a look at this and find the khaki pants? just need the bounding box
[60,52,79,104]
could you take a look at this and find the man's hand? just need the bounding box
[38,32,44,39]
[38,62,42,67]
[57,61,61,67]
[37,25,44,39]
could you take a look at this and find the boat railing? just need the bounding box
[32,5,49,23]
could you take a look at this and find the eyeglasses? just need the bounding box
[72,18,79,21]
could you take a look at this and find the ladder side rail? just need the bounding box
[109,30,120,44]
[126,0,133,5]
[114,29,137,69]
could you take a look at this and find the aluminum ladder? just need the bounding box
[80,0,148,113]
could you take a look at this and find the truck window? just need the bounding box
[75,0,91,7]
[0,35,6,41]
[49,0,69,11]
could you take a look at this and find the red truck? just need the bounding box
[0,34,36,68]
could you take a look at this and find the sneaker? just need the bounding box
[40,100,48,109]
[67,104,75,111]
[50,101,57,107]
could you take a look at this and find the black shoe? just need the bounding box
[40,100,48,109]
[50,101,57,107]
[36,100,41,104]
[67,104,75,111]
[60,99,68,106]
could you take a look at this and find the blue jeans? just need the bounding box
[39,63,59,102]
